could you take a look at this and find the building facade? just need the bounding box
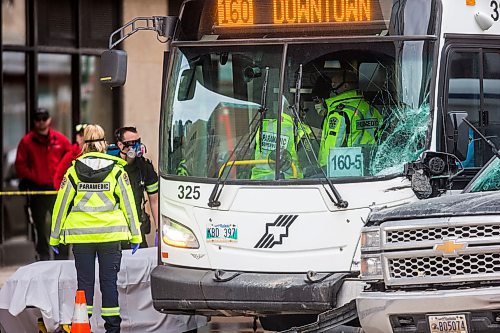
[1,0,178,264]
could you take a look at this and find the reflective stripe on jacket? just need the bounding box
[318,90,383,167]
[49,152,142,245]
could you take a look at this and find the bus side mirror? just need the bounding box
[446,111,469,161]
[178,68,196,101]
[100,50,127,87]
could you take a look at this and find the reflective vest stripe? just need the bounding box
[146,182,158,193]
[71,192,119,212]
[117,176,140,236]
[101,307,120,316]
[64,225,129,235]
[50,181,74,239]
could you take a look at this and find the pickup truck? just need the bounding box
[357,155,500,333]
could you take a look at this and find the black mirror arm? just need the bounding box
[462,118,500,159]
[108,16,178,49]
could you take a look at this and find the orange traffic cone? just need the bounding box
[71,290,91,333]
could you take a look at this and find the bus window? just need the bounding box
[483,51,500,162]
[446,49,500,168]
[446,51,480,167]
[284,40,433,179]
[164,45,284,179]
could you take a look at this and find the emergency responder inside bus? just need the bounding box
[314,69,383,171]
[250,101,313,180]
[49,124,142,333]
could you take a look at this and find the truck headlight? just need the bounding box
[360,228,381,251]
[360,255,383,280]
[161,215,199,249]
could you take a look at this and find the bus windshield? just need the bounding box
[162,39,434,181]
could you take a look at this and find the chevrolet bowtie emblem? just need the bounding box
[434,240,467,256]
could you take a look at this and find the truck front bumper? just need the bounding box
[357,285,500,333]
[151,264,350,316]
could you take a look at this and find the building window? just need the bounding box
[38,53,72,137]
[2,0,26,45]
[37,0,76,47]
[80,55,113,135]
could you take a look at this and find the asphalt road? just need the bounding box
[198,316,269,333]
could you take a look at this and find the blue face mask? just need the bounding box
[123,140,145,159]
[130,142,144,158]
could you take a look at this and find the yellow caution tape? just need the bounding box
[0,190,58,196]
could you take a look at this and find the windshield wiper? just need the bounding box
[208,67,270,208]
[290,64,348,209]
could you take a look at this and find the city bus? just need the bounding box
[102,0,500,330]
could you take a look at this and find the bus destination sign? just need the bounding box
[217,0,374,27]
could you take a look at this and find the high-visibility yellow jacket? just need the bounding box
[49,152,142,245]
[318,90,383,167]
[251,113,303,180]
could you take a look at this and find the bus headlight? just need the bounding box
[360,255,383,280]
[161,215,199,249]
[360,228,381,251]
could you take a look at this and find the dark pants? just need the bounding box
[28,194,69,260]
[73,242,122,333]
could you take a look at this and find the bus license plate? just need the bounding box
[206,224,238,243]
[428,314,468,333]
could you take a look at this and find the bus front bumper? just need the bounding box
[151,264,351,316]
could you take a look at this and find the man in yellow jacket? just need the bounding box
[315,69,383,168]
[50,124,141,333]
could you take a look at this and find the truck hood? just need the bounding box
[368,191,500,225]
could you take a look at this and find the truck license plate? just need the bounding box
[428,314,468,333]
[206,223,238,243]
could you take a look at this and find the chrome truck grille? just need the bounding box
[380,217,500,286]
[386,224,500,243]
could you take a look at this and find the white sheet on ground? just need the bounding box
[0,247,207,333]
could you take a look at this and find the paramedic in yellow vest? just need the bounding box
[50,124,141,333]
[315,69,383,168]
[251,112,305,180]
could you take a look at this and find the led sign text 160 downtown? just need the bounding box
[217,0,373,26]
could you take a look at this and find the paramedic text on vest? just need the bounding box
[315,69,383,168]
[50,124,141,333]
[251,113,303,180]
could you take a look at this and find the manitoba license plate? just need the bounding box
[428,314,468,333]
[206,223,238,243]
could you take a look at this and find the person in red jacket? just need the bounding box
[15,108,72,260]
[53,123,87,189]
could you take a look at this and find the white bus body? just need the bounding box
[141,0,500,328]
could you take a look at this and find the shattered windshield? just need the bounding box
[283,40,433,179]
[162,40,434,180]
[467,157,500,193]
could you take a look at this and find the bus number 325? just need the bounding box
[492,0,500,21]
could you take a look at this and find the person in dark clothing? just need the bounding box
[114,126,159,248]
[53,123,87,189]
[15,108,72,260]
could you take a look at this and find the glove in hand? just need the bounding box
[131,243,140,255]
